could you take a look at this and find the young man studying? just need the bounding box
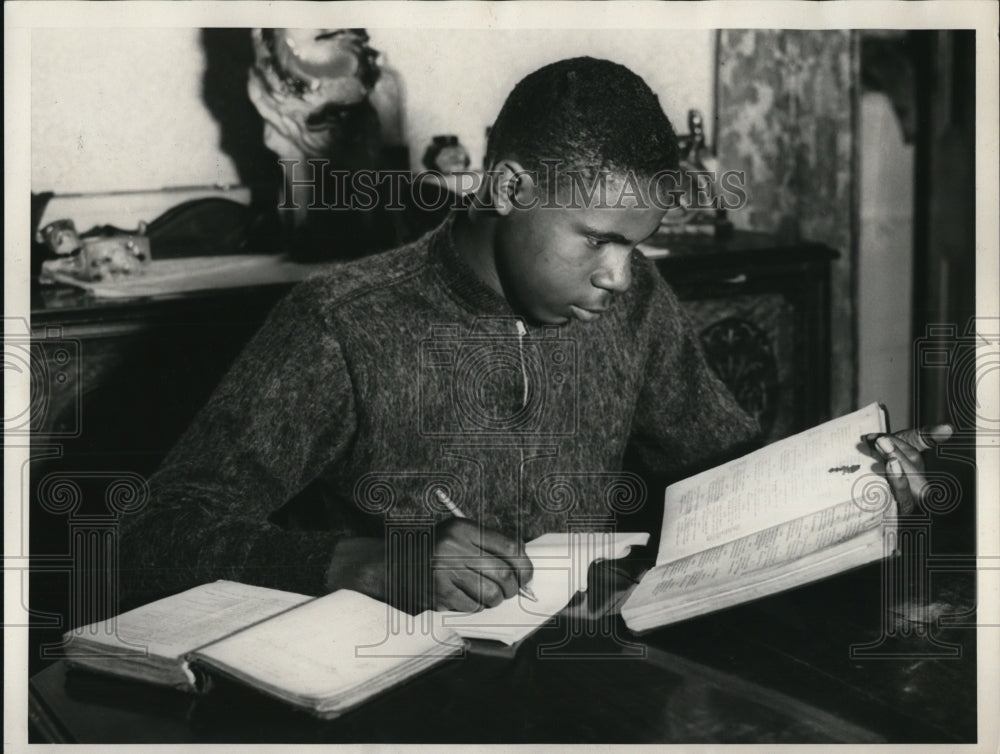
[118,57,949,615]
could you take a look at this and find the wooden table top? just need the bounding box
[29,556,977,744]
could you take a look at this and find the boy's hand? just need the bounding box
[431,518,533,612]
[323,521,532,614]
[868,424,954,514]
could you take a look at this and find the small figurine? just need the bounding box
[685,110,708,166]
[38,219,81,256]
[659,109,732,238]
[422,135,471,174]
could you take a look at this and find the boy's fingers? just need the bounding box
[466,553,521,599]
[922,423,954,447]
[477,529,534,586]
[879,435,922,466]
[896,424,954,452]
[885,458,915,515]
[500,551,534,588]
[482,568,519,600]
[451,569,497,608]
[886,450,930,511]
[477,527,520,557]
[437,580,484,613]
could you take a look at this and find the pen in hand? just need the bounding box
[434,487,538,602]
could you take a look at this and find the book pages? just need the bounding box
[657,403,888,565]
[643,499,886,599]
[623,527,888,631]
[191,589,462,706]
[65,580,312,660]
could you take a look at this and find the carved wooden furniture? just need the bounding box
[654,231,836,443]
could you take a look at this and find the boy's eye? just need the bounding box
[585,236,607,249]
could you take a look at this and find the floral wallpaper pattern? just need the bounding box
[716,30,857,417]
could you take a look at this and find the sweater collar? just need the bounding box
[427,212,515,317]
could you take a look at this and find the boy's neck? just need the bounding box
[452,209,504,299]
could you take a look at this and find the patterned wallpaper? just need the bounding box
[716,30,857,418]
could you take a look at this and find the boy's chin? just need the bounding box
[521,308,572,327]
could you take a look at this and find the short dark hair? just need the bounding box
[485,57,679,187]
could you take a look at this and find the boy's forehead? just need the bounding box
[549,171,660,211]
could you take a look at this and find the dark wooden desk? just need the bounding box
[29,562,976,744]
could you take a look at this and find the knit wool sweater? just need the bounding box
[119,214,759,602]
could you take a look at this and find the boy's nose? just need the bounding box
[591,246,633,294]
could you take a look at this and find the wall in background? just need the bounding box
[370,29,715,176]
[32,27,715,204]
[32,29,239,194]
[716,30,858,420]
[857,91,913,426]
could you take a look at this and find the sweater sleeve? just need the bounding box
[118,278,358,604]
[627,264,762,481]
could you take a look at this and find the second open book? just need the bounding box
[62,532,647,718]
[621,402,896,631]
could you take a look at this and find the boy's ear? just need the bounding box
[488,160,536,216]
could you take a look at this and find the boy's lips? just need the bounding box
[569,304,606,322]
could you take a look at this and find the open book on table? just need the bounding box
[621,403,896,632]
[63,532,647,719]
